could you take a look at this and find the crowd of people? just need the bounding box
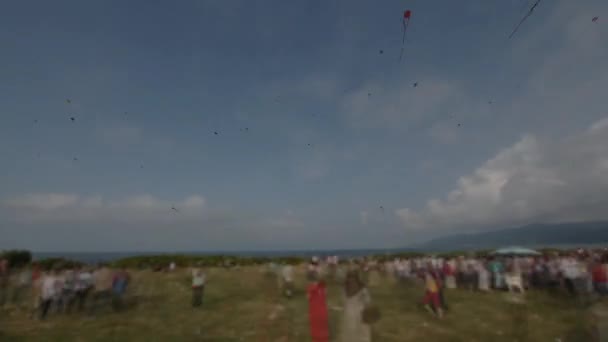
[2,249,608,341]
[0,260,131,320]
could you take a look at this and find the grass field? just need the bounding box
[0,266,603,341]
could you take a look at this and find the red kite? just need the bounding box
[400,10,412,62]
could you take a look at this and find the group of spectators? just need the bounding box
[0,259,130,320]
[385,250,608,296]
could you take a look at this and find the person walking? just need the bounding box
[340,271,374,342]
[192,268,206,307]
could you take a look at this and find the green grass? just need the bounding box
[0,267,602,341]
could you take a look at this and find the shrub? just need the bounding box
[0,249,32,268]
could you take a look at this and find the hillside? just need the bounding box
[417,221,608,251]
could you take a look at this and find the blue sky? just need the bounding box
[1,0,607,251]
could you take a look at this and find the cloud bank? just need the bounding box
[397,117,608,233]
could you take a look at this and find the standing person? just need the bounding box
[307,279,329,342]
[560,254,581,296]
[111,267,130,312]
[90,265,113,315]
[61,267,77,313]
[74,267,93,312]
[308,257,321,282]
[443,259,456,289]
[340,271,373,342]
[39,270,57,320]
[490,258,504,289]
[422,264,444,319]
[52,268,65,314]
[592,255,608,295]
[30,264,42,318]
[478,260,491,292]
[281,263,295,298]
[192,268,206,307]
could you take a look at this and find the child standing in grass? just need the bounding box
[423,264,443,319]
[192,268,206,307]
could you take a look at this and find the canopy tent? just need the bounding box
[491,246,541,256]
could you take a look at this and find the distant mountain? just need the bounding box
[416,222,608,251]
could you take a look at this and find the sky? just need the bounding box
[1,0,607,252]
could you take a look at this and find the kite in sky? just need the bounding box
[70,117,75,122]
[171,205,180,214]
[592,17,599,22]
[66,99,71,104]
[509,0,542,39]
[214,131,219,135]
[413,82,418,88]
[399,10,412,62]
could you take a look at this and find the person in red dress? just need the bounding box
[307,279,329,342]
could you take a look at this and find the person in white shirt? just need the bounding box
[192,268,206,307]
[281,264,295,298]
[39,271,57,319]
[74,267,93,312]
[560,255,581,295]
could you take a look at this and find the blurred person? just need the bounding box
[192,268,206,307]
[340,270,373,342]
[592,254,608,295]
[111,267,130,312]
[281,263,295,298]
[52,268,65,314]
[29,263,42,318]
[443,258,456,289]
[308,257,321,282]
[477,260,491,292]
[89,264,113,315]
[74,267,93,312]
[307,275,329,342]
[560,254,581,296]
[422,263,444,319]
[61,267,77,313]
[39,270,58,319]
[489,257,504,289]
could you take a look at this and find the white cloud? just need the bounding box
[2,193,207,223]
[394,1,608,237]
[396,117,608,233]
[4,193,80,211]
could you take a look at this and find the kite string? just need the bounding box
[509,0,541,39]
[399,18,409,62]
